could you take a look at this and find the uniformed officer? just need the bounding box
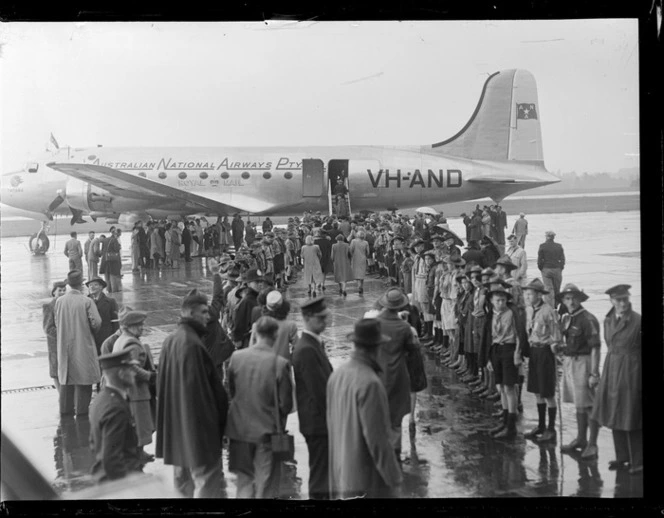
[89,348,142,483]
[522,278,562,444]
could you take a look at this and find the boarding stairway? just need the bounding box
[328,176,352,218]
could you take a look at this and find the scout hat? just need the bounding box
[455,271,468,281]
[522,278,549,294]
[483,275,511,289]
[99,349,140,370]
[347,318,390,348]
[487,285,513,300]
[467,265,483,277]
[431,234,444,243]
[465,240,480,250]
[378,288,409,310]
[605,284,631,299]
[300,296,330,317]
[265,232,275,238]
[243,268,265,283]
[220,267,241,281]
[409,238,427,252]
[480,267,495,278]
[85,277,107,289]
[558,283,589,302]
[423,250,437,260]
[119,310,148,327]
[66,269,85,286]
[493,255,517,271]
[446,255,466,266]
[51,280,67,296]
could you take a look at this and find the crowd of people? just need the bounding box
[44,205,641,499]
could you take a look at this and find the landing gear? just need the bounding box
[29,222,50,255]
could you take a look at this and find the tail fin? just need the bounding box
[429,69,544,163]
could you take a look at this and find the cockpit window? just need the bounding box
[27,162,39,173]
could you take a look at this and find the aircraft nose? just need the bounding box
[1,170,30,209]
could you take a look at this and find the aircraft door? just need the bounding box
[302,159,325,197]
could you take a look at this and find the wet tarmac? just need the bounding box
[1,210,642,499]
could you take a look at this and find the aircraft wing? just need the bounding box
[46,162,262,214]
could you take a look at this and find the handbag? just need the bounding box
[406,342,428,392]
[106,251,120,261]
[270,353,295,462]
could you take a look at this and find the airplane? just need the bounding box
[1,68,559,253]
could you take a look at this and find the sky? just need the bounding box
[0,20,639,175]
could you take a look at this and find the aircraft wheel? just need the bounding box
[29,233,50,255]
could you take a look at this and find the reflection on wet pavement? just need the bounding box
[1,211,642,499]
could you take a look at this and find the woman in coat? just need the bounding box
[469,212,483,243]
[301,235,324,297]
[170,224,181,268]
[103,230,123,293]
[331,233,353,296]
[150,224,164,268]
[43,280,68,392]
[164,223,173,266]
[349,231,370,295]
[313,230,333,293]
[481,210,492,238]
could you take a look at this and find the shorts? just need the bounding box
[562,354,595,408]
[491,343,518,386]
[526,346,556,398]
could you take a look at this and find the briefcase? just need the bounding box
[270,432,295,462]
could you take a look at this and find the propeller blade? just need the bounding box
[46,194,65,214]
[69,207,87,225]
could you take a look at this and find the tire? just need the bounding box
[29,233,50,254]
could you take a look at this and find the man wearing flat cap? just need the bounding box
[89,349,142,483]
[556,283,602,458]
[589,285,642,475]
[522,279,562,444]
[537,231,565,307]
[87,277,119,357]
[292,297,333,499]
[156,289,229,497]
[55,270,102,417]
[327,319,403,498]
[376,288,419,462]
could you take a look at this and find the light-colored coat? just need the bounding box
[327,351,403,499]
[301,244,324,285]
[349,238,369,280]
[506,244,528,283]
[55,289,102,385]
[331,241,353,283]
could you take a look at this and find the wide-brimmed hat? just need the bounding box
[522,278,549,294]
[99,349,140,370]
[300,296,330,317]
[347,318,390,348]
[455,272,469,281]
[487,286,513,300]
[465,240,480,250]
[378,288,409,310]
[446,255,466,266]
[558,283,589,302]
[467,265,483,276]
[480,267,495,278]
[219,267,241,281]
[483,275,512,289]
[605,284,631,299]
[66,270,85,286]
[85,277,107,289]
[423,250,437,260]
[493,255,517,271]
[409,238,427,252]
[242,269,265,283]
[50,280,67,296]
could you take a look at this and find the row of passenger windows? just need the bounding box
[141,171,294,180]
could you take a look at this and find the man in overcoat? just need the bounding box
[87,277,119,356]
[376,288,418,462]
[231,214,245,252]
[292,297,333,499]
[55,270,102,417]
[89,348,142,483]
[327,319,403,498]
[155,289,229,498]
[589,285,642,475]
[537,230,565,307]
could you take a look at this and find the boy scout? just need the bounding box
[522,279,562,444]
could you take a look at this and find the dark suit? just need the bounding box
[90,293,119,355]
[292,331,333,499]
[89,386,142,482]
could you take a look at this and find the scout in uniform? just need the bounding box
[556,283,602,458]
[522,279,562,444]
[89,348,143,483]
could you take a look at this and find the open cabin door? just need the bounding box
[302,159,325,197]
[327,159,350,216]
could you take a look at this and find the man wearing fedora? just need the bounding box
[327,319,403,499]
[589,285,642,475]
[462,240,485,269]
[522,279,562,444]
[292,297,333,499]
[43,280,68,393]
[89,348,143,483]
[55,270,102,417]
[232,269,267,349]
[537,230,565,307]
[376,288,419,463]
[87,277,119,357]
[512,213,528,248]
[156,289,229,498]
[557,283,602,458]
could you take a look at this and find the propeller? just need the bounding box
[70,208,87,226]
[45,191,66,219]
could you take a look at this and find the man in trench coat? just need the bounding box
[292,297,333,499]
[156,289,229,498]
[55,270,102,416]
[327,319,403,499]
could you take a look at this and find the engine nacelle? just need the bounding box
[65,178,113,213]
